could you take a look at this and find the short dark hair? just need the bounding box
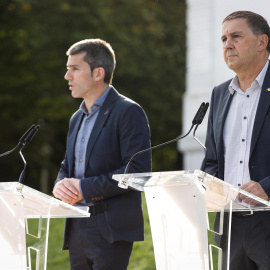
[66,39,116,84]
[223,11,270,53]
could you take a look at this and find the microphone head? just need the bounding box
[192,102,205,125]
[25,125,40,144]
[19,125,36,144]
[196,102,209,124]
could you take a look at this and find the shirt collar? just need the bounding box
[79,86,111,114]
[228,60,269,95]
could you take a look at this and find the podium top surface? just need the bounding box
[113,170,270,212]
[0,182,90,218]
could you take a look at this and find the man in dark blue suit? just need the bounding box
[203,11,270,270]
[53,39,151,270]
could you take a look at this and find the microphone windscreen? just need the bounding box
[192,102,205,125]
[19,125,36,144]
[25,125,40,144]
[197,102,209,124]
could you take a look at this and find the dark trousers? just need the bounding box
[68,216,133,270]
[216,211,270,270]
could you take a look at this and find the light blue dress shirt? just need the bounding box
[74,87,111,205]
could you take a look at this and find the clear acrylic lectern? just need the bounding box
[113,170,270,270]
[0,182,89,270]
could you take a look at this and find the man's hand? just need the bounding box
[237,180,269,205]
[53,178,84,205]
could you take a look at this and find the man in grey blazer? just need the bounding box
[203,11,270,270]
[53,39,151,270]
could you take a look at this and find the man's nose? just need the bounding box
[224,38,233,50]
[64,70,72,80]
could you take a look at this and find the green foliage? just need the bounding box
[0,0,186,191]
[1,1,186,268]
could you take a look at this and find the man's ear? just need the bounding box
[258,34,268,52]
[93,67,105,82]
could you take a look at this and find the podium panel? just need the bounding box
[113,170,270,270]
[0,182,89,270]
[0,192,27,269]
[145,182,208,269]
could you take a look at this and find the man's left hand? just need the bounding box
[238,180,269,205]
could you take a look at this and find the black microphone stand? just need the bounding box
[0,125,36,158]
[17,125,40,184]
[124,102,208,174]
[124,124,195,174]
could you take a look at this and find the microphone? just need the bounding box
[193,102,209,150]
[18,125,40,184]
[196,102,209,125]
[0,124,36,158]
[24,125,40,145]
[192,102,205,125]
[124,102,208,174]
[19,124,37,145]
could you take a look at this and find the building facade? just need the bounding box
[178,0,270,170]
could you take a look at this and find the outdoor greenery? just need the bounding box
[0,0,186,192]
[1,0,187,269]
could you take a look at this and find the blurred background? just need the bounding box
[0,0,186,194]
[0,1,185,269]
[2,0,270,269]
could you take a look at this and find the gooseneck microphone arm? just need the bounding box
[0,125,36,158]
[124,102,207,174]
[124,124,195,174]
[0,142,21,158]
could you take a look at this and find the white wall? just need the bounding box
[178,0,270,170]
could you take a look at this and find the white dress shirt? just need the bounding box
[223,60,269,187]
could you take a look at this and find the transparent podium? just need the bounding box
[0,182,89,270]
[113,170,270,270]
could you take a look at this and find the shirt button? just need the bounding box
[242,139,245,142]
[240,161,243,164]
[80,159,83,162]
[238,183,241,187]
[82,138,85,142]
[247,95,250,98]
[244,116,247,120]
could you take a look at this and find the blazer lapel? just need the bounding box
[250,63,270,157]
[84,87,120,167]
[67,111,84,176]
[216,84,234,157]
